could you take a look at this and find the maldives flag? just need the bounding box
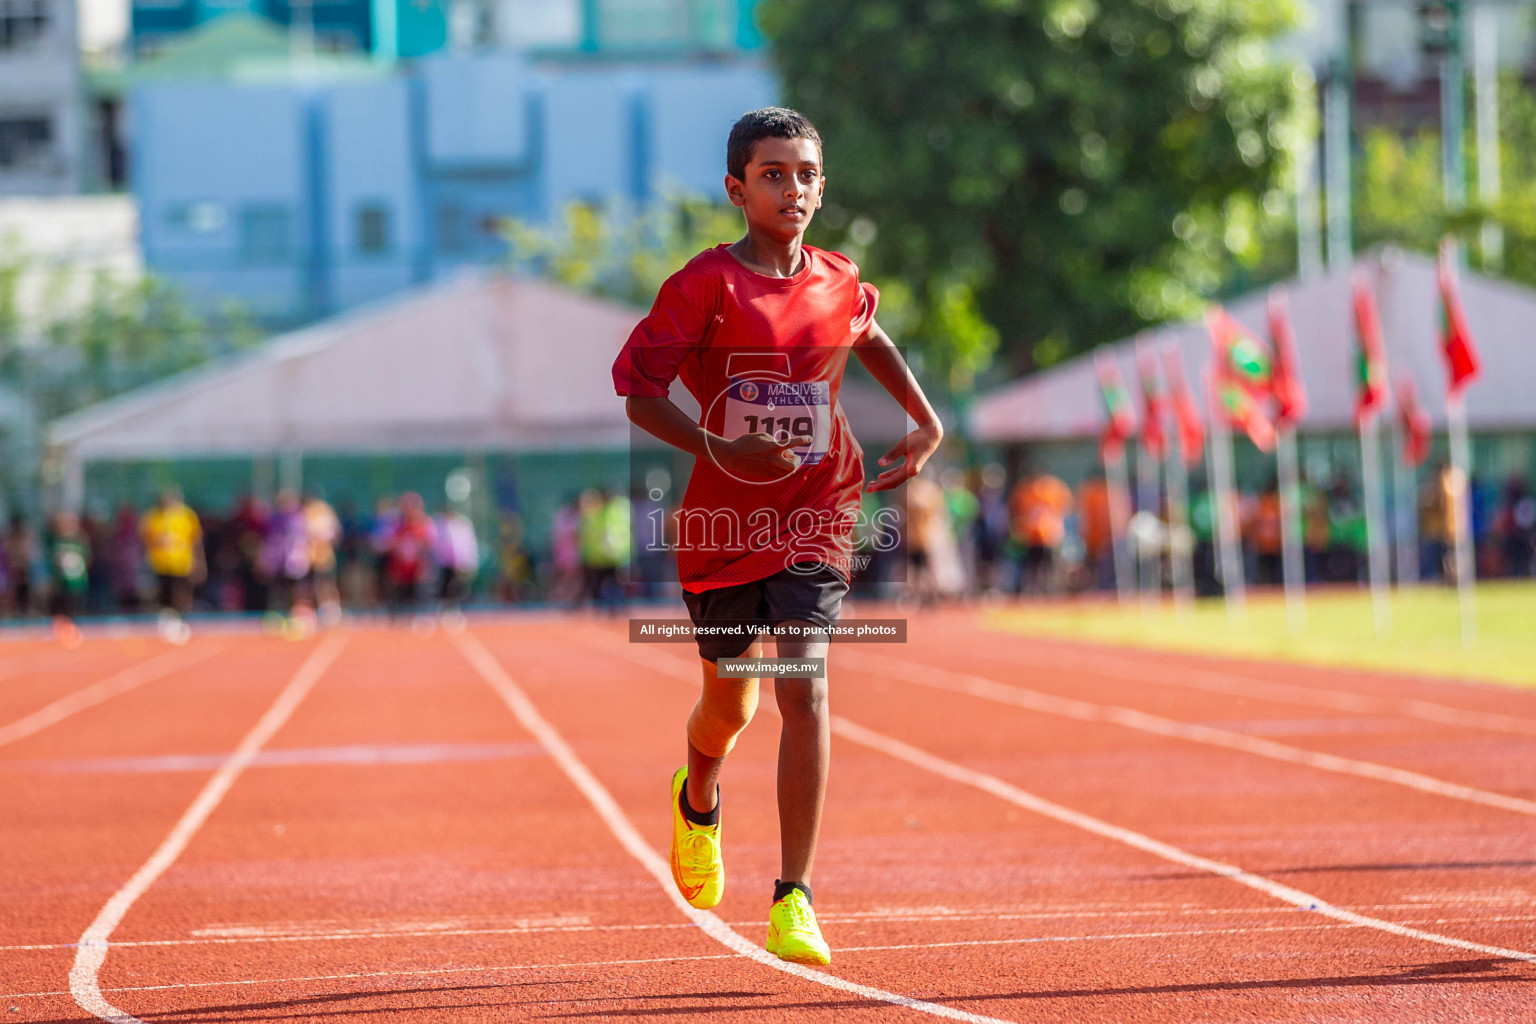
[1397,375,1433,468]
[1437,238,1481,396]
[1094,349,1137,460]
[1135,338,1168,461]
[1205,306,1277,452]
[1351,272,1389,427]
[1161,345,1205,467]
[1267,289,1309,426]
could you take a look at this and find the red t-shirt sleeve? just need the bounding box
[851,280,879,338]
[612,269,716,398]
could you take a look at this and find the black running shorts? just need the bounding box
[681,562,849,662]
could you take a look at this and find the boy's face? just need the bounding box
[725,136,824,241]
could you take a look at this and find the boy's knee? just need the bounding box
[775,677,828,719]
[687,683,758,758]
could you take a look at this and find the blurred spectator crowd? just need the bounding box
[1,467,1532,623]
[882,463,1536,600]
[0,485,641,623]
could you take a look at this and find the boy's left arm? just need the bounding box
[853,320,944,493]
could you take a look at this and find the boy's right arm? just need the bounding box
[624,396,810,482]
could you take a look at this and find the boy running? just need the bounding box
[612,108,943,964]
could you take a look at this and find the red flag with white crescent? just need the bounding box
[1437,238,1481,397]
[1160,345,1205,468]
[1267,289,1308,427]
[1135,338,1168,461]
[1351,273,1389,427]
[1205,306,1277,452]
[1094,350,1137,460]
[1397,375,1433,468]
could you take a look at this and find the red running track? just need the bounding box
[1,608,1534,1022]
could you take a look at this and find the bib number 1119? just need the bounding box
[742,414,815,438]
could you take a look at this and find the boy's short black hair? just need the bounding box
[727,107,823,181]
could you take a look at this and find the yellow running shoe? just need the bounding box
[669,766,724,909]
[765,888,831,965]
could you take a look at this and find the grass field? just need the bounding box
[984,581,1536,688]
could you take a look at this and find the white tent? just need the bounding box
[969,250,1536,443]
[47,268,914,508]
[45,271,643,506]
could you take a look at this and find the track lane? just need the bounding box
[7,611,1536,1022]
[46,628,929,1024]
[0,636,329,1021]
[973,611,1536,725]
[513,621,1536,1021]
[886,611,1536,805]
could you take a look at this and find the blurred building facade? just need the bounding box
[128,0,764,59]
[130,0,447,60]
[0,0,87,195]
[129,51,774,325]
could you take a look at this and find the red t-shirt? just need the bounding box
[613,244,879,590]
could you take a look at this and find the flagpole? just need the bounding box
[1358,413,1392,635]
[1447,392,1477,645]
[1165,445,1194,615]
[1136,441,1162,610]
[1105,446,1134,610]
[1207,370,1245,624]
[1204,411,1222,590]
[1275,425,1306,632]
[1390,417,1419,587]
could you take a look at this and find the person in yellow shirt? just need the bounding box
[140,488,204,625]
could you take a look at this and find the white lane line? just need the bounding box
[5,924,1363,1002]
[15,908,1535,954]
[832,716,1536,965]
[0,647,220,750]
[20,953,740,1001]
[837,922,1356,953]
[452,630,1017,1024]
[0,649,111,683]
[10,917,1515,1004]
[68,636,348,1024]
[6,741,543,775]
[594,640,1536,966]
[845,651,1536,818]
[983,638,1536,738]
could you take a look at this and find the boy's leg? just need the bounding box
[671,639,760,909]
[684,639,763,814]
[771,620,831,886]
[764,618,833,965]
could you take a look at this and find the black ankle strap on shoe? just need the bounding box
[679,785,720,826]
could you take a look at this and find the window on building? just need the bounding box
[0,117,52,172]
[501,0,581,49]
[353,202,390,254]
[436,204,464,254]
[599,0,688,48]
[315,31,361,54]
[240,204,291,264]
[356,204,391,255]
[166,201,229,233]
[0,0,48,52]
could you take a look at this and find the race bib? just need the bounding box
[723,377,832,466]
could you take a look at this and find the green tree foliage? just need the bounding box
[502,197,949,388]
[0,256,263,424]
[1356,77,1536,287]
[761,0,1311,382]
[502,196,747,310]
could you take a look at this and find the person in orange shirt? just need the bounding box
[1250,483,1284,585]
[1077,474,1114,591]
[1009,471,1072,594]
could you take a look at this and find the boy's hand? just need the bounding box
[717,433,814,481]
[866,421,944,493]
